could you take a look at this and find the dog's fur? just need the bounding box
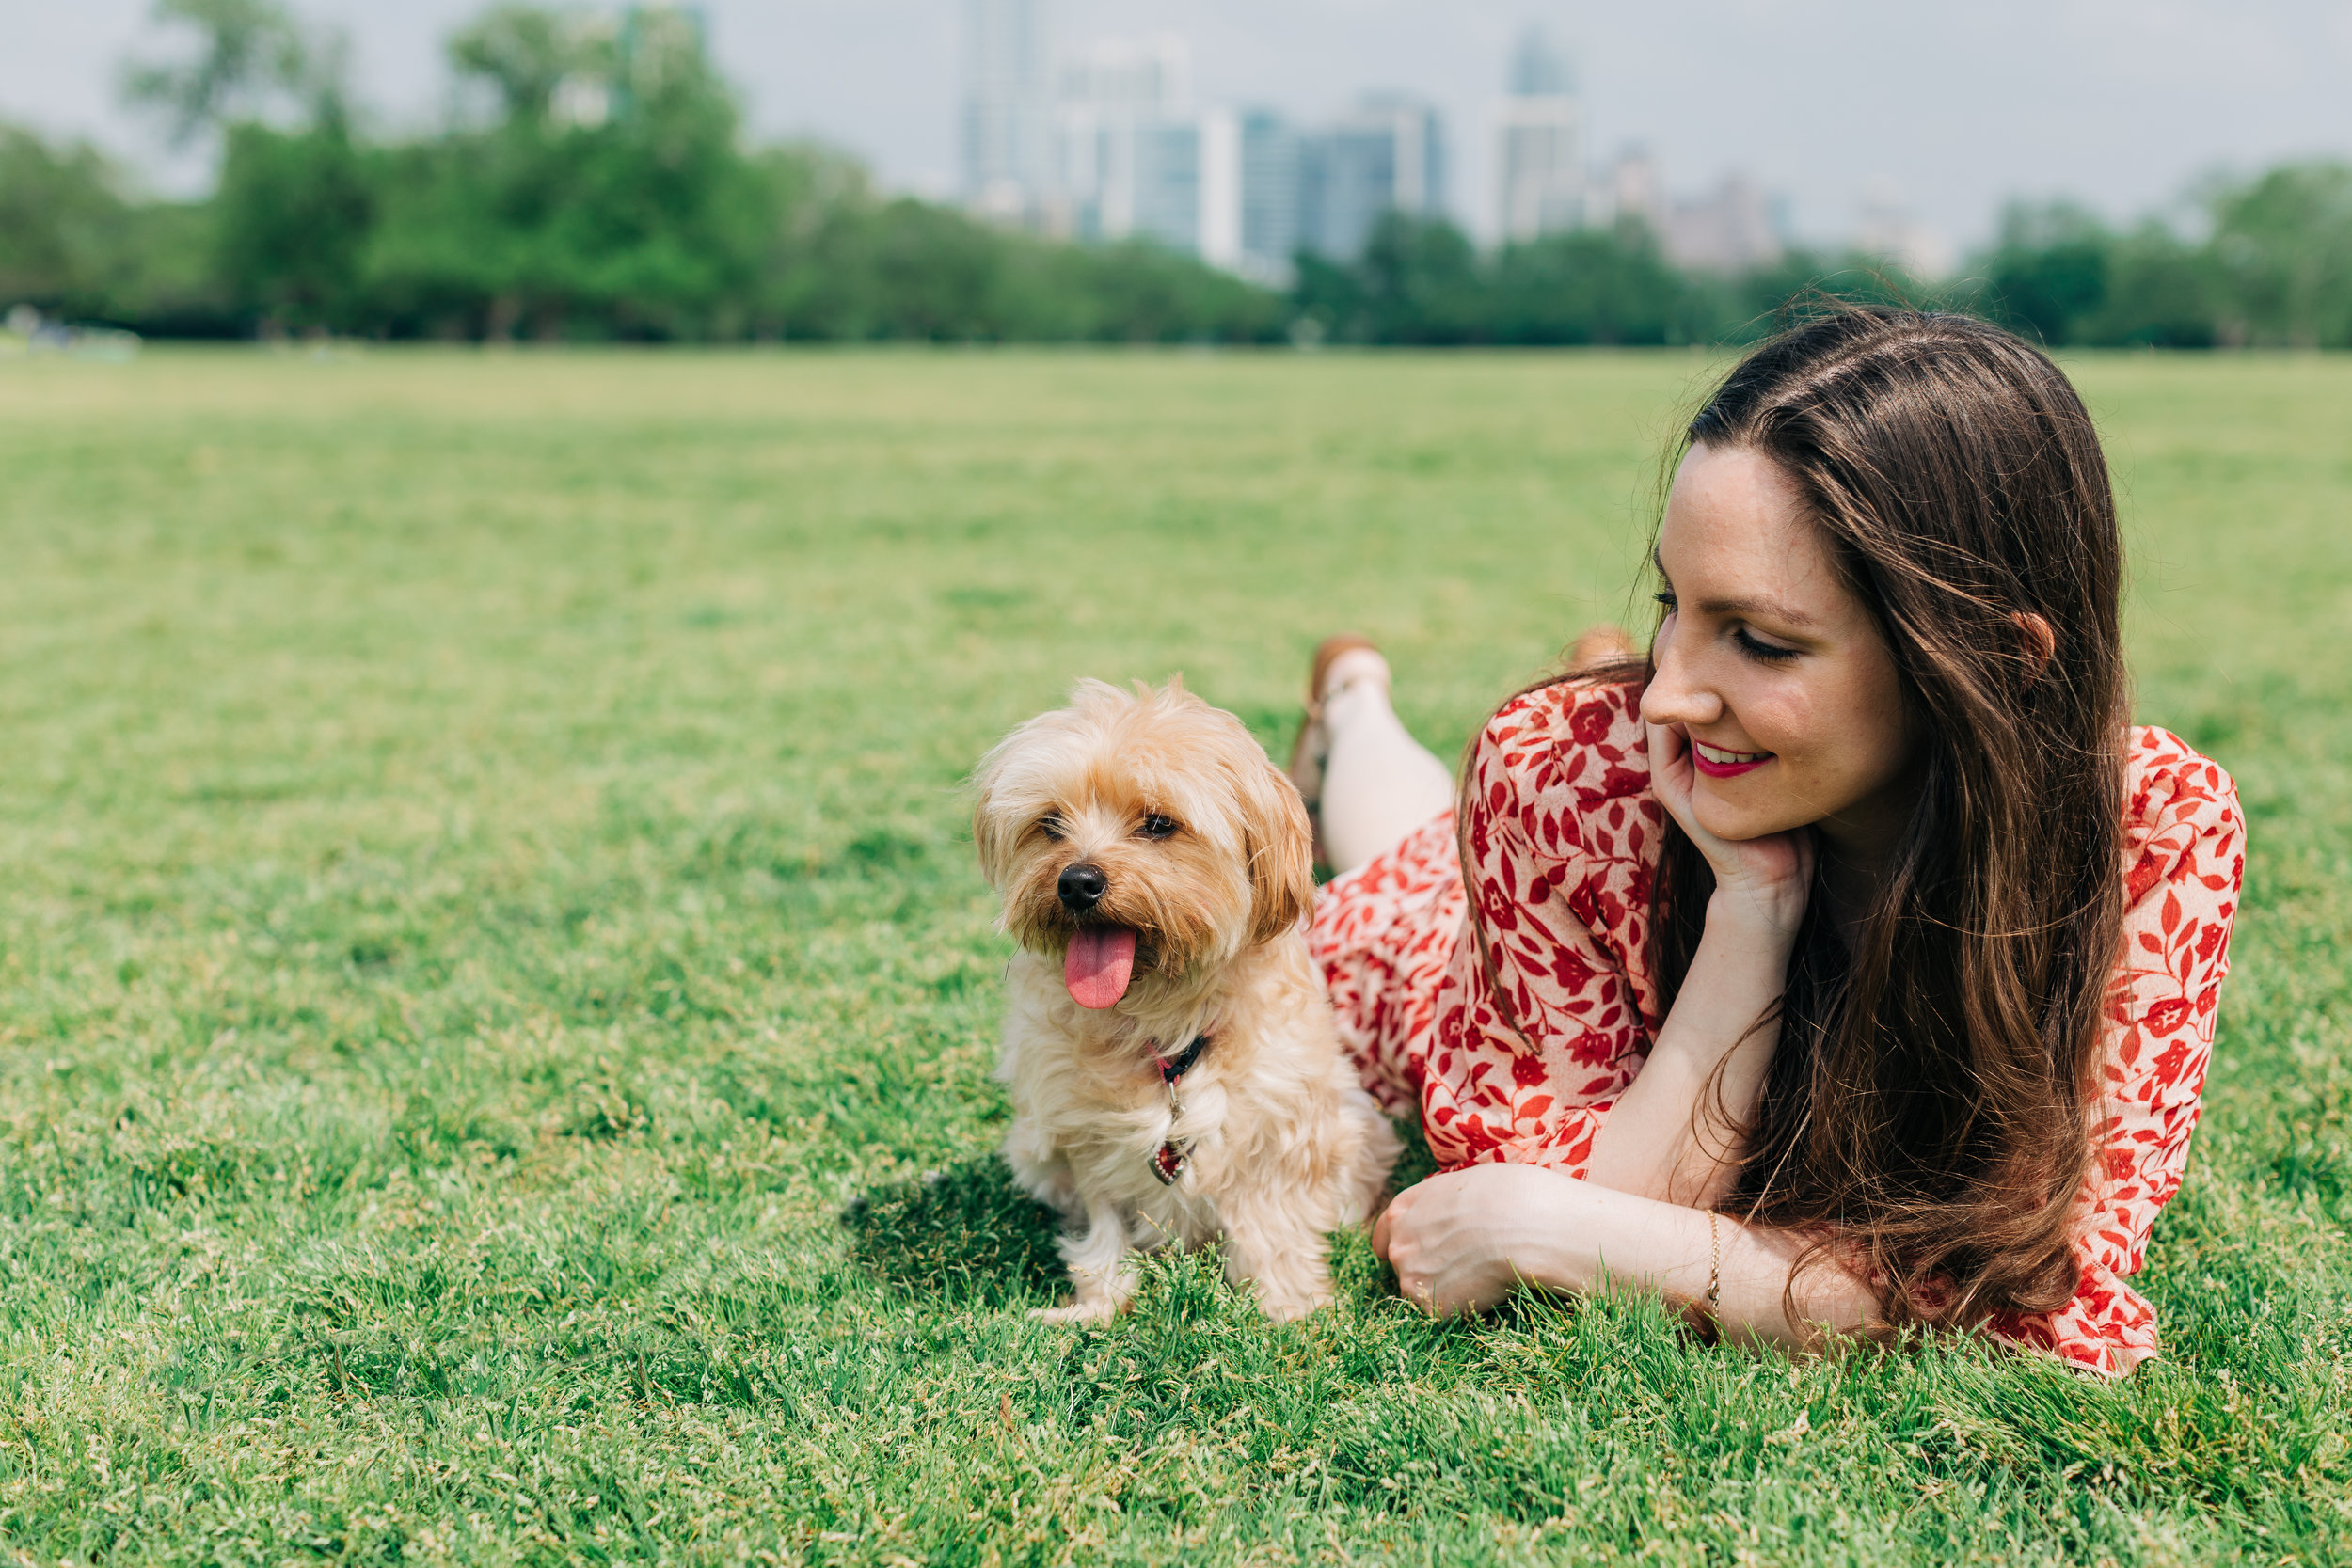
[974,678,1399,1323]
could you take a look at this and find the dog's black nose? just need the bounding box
[1057,863,1108,912]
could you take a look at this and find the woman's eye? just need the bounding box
[1653,590,1677,612]
[1732,627,1801,663]
[1138,814,1179,839]
[1038,814,1065,840]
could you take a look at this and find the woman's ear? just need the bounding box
[1239,755,1316,943]
[2011,611,2057,686]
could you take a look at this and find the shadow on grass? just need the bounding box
[844,1118,1433,1312]
[842,1156,1065,1307]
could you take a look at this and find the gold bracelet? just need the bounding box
[1705,1212,1723,1317]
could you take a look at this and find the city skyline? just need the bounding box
[5,0,2349,255]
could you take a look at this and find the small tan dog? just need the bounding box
[974,678,1398,1323]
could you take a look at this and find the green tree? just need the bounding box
[0,125,135,315]
[1037,239,1285,344]
[447,4,606,125]
[1357,214,1487,343]
[1984,202,2111,345]
[366,4,763,340]
[2081,223,2218,348]
[2207,162,2352,348]
[0,120,230,330]
[1291,213,1488,344]
[213,114,374,332]
[1487,223,1699,345]
[119,0,326,147]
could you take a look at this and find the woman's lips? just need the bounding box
[1689,737,1773,778]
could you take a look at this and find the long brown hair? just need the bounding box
[1482,306,2128,1334]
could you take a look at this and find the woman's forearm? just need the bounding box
[1486,1171,1878,1350]
[1583,897,1793,1207]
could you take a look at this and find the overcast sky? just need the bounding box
[5,0,2349,252]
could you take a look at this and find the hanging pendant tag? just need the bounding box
[1147,1033,1205,1186]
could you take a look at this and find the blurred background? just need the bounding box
[3,0,2349,350]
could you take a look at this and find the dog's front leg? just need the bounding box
[1002,1115,1081,1223]
[1217,1200,1335,1323]
[1033,1196,1136,1325]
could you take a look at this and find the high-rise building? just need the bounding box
[1058,31,1188,115]
[1129,119,1204,252]
[1055,35,1193,245]
[1589,149,1783,272]
[1587,146,1663,233]
[1055,35,1298,284]
[1661,174,1784,274]
[961,0,1054,218]
[1298,94,1447,261]
[1856,182,1953,279]
[1232,110,1301,282]
[1494,27,1582,244]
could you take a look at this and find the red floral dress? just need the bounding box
[1310,678,2245,1377]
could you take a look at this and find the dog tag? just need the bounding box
[1151,1140,1187,1185]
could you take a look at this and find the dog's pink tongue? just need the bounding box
[1064,927,1137,1009]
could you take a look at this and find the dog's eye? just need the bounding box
[1137,814,1179,840]
[1037,814,1065,840]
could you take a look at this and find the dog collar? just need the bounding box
[1149,1034,1212,1185]
[1155,1033,1212,1085]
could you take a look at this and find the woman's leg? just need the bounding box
[1312,648,1454,876]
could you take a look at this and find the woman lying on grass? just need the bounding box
[1293,307,2244,1375]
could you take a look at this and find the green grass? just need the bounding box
[0,345,2346,1567]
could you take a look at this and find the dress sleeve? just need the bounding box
[1991,731,2245,1376]
[1422,683,1663,1175]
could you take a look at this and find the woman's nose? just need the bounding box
[1637,613,1722,728]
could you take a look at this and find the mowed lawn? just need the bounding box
[0,345,2346,1568]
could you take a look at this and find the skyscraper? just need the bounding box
[962,0,1053,217]
[1298,95,1447,261]
[1232,110,1301,282]
[1494,28,1582,244]
[1055,34,1193,245]
[1054,35,1298,284]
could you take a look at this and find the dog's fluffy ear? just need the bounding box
[970,731,1021,892]
[1237,752,1315,942]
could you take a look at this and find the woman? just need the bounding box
[1295,308,2243,1375]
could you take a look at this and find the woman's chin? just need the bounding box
[1691,799,1793,844]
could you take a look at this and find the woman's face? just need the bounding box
[1638,442,1919,857]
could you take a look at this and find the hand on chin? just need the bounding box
[1646,721,1814,934]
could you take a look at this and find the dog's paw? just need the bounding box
[1257,1290,1333,1323]
[1030,1299,1122,1327]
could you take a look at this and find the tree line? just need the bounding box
[4,0,2349,350]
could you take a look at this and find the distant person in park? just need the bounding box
[1291,307,2243,1375]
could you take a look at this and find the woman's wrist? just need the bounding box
[1703,882,1808,947]
[1490,1164,1601,1291]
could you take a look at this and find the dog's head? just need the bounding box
[973,677,1314,1011]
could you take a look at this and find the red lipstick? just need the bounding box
[1689,736,1773,778]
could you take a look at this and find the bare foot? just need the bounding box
[1288,633,1385,867]
[1567,624,1638,672]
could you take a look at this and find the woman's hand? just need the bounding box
[1645,719,1816,937]
[1372,1164,1584,1316]
[1375,1166,1881,1349]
